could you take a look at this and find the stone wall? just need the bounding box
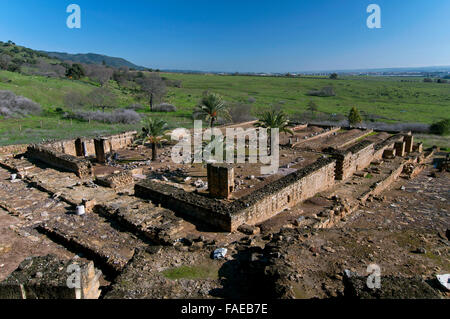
[0,144,29,155]
[96,171,134,189]
[333,134,412,181]
[373,134,407,160]
[333,140,374,180]
[135,181,232,231]
[41,131,137,157]
[229,158,336,228]
[44,139,78,156]
[26,145,93,178]
[135,157,336,232]
[0,255,101,299]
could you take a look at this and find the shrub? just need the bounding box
[0,90,42,117]
[152,103,177,112]
[247,96,256,104]
[65,109,141,124]
[126,103,145,111]
[307,86,336,97]
[228,103,255,123]
[423,78,433,83]
[7,63,21,72]
[329,73,338,79]
[430,119,450,136]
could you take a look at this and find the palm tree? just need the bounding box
[140,117,168,160]
[193,92,230,128]
[255,109,294,154]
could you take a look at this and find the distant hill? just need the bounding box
[42,51,147,70]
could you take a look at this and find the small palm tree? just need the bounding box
[255,109,294,154]
[140,117,169,160]
[194,92,230,128]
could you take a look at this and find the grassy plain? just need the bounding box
[0,70,449,147]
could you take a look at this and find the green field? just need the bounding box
[0,69,449,147]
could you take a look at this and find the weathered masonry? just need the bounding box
[207,163,235,199]
[26,144,93,178]
[136,157,336,232]
[0,255,101,299]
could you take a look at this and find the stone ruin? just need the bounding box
[0,123,441,299]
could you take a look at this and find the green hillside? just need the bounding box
[43,51,147,70]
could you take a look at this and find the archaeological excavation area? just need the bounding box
[0,122,448,299]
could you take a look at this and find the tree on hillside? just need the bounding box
[137,73,167,111]
[87,87,116,112]
[65,63,85,80]
[64,91,88,111]
[330,73,338,79]
[194,92,230,128]
[307,100,319,115]
[85,64,114,86]
[348,106,363,126]
[140,117,169,160]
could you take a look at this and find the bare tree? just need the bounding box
[86,87,117,112]
[85,64,114,86]
[136,73,167,111]
[64,91,88,111]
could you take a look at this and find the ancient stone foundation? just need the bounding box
[136,157,336,231]
[0,255,101,299]
[26,145,93,178]
[96,171,134,189]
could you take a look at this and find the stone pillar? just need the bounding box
[394,142,406,157]
[404,136,414,153]
[75,138,84,157]
[207,164,235,199]
[94,138,107,163]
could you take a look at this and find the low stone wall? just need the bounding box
[101,131,137,154]
[359,161,407,202]
[95,171,134,189]
[26,145,93,178]
[291,127,340,148]
[0,255,101,299]
[44,139,78,156]
[333,134,412,181]
[373,134,407,160]
[42,131,137,157]
[135,182,231,231]
[135,157,336,232]
[230,157,336,228]
[0,144,29,155]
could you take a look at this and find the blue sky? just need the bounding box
[1,0,449,72]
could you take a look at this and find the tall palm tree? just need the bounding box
[140,117,169,160]
[193,92,230,128]
[255,109,294,154]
